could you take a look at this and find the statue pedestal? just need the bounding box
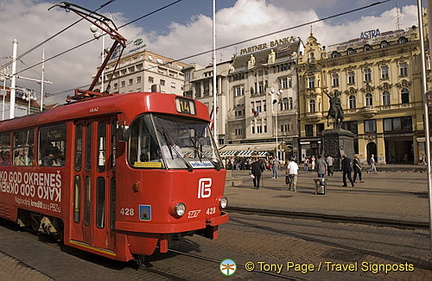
[322,129,355,170]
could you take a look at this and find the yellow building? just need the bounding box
[298,26,426,165]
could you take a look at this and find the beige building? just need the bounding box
[94,39,190,96]
[184,37,304,160]
[297,26,426,165]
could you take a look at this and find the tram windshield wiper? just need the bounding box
[158,128,193,172]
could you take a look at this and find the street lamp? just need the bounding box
[21,89,37,115]
[270,88,282,158]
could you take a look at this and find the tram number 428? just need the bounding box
[120,208,135,216]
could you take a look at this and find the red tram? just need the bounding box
[0,91,229,262]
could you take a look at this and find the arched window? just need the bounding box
[347,48,356,55]
[331,51,341,58]
[349,95,356,109]
[382,91,390,106]
[401,88,409,104]
[380,41,389,48]
[364,44,372,51]
[366,93,373,106]
[309,100,316,113]
[398,37,408,44]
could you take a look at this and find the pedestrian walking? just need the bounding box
[368,154,377,173]
[326,155,334,177]
[315,155,327,179]
[251,157,264,189]
[341,154,354,187]
[303,157,309,171]
[311,155,316,171]
[286,157,299,191]
[353,154,363,183]
[272,157,279,179]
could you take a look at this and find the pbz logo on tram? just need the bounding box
[198,178,212,199]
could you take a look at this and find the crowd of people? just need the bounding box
[228,153,378,192]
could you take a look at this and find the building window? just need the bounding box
[348,71,355,84]
[234,86,244,97]
[332,73,339,87]
[160,79,165,86]
[258,81,264,94]
[381,65,389,79]
[305,124,313,137]
[128,79,133,86]
[382,91,391,106]
[280,77,290,89]
[148,76,154,83]
[380,41,389,48]
[364,68,372,82]
[121,81,125,88]
[364,120,376,132]
[384,117,412,132]
[349,95,356,109]
[136,76,141,84]
[288,97,293,109]
[399,62,408,77]
[308,76,315,89]
[282,98,289,111]
[401,88,409,104]
[365,93,373,106]
[309,100,316,113]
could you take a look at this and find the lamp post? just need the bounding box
[270,88,282,158]
[21,89,37,115]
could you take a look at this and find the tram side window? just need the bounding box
[13,129,34,166]
[0,132,11,166]
[39,124,66,167]
[128,115,162,168]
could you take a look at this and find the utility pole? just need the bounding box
[10,39,17,119]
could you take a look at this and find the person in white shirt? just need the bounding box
[286,158,299,191]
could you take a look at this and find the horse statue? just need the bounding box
[325,91,344,128]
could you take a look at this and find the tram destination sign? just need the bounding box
[175,97,196,115]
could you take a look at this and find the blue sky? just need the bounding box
[0,0,424,104]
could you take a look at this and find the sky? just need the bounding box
[0,0,424,106]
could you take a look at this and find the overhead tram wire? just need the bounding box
[14,0,184,77]
[0,0,117,70]
[46,0,388,98]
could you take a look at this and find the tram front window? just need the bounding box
[128,114,222,170]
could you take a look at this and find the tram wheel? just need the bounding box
[133,254,146,268]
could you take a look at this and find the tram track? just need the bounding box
[226,206,429,229]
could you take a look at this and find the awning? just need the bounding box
[219,143,278,157]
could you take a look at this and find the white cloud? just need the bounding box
[0,0,420,105]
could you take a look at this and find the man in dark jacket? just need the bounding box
[251,157,264,189]
[341,154,354,187]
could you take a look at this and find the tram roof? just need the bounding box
[0,92,210,131]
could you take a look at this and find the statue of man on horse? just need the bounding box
[325,90,344,128]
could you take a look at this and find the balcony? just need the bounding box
[360,106,378,118]
[305,112,322,123]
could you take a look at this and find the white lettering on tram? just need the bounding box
[0,171,63,212]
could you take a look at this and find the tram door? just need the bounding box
[71,117,117,253]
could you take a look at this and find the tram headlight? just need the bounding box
[219,197,228,209]
[174,202,186,217]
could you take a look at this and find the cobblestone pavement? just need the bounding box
[225,168,430,225]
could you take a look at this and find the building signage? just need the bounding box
[240,37,292,55]
[360,29,381,40]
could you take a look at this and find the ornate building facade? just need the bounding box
[298,26,426,165]
[184,37,304,160]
